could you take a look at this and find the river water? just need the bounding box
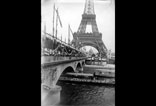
[43,64,115,106]
[56,81,115,106]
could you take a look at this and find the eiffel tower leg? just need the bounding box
[91,20,99,33]
[78,20,87,33]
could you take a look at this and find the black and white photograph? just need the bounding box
[41,0,115,106]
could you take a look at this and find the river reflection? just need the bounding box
[56,81,115,106]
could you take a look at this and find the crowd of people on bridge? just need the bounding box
[41,36,86,57]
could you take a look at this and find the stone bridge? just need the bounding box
[41,56,86,87]
[41,56,86,106]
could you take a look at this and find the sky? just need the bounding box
[41,0,115,53]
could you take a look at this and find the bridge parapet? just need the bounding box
[42,32,86,57]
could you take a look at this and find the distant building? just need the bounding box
[107,50,115,60]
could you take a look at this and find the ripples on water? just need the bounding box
[56,81,115,106]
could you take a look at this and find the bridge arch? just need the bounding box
[82,61,85,66]
[75,62,83,72]
[41,60,86,88]
[61,66,74,75]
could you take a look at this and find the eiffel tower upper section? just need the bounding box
[83,0,95,15]
[77,0,99,34]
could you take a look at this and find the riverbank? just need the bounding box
[83,64,115,77]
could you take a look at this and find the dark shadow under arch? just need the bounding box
[76,63,81,68]
[75,62,83,72]
[82,61,85,66]
[61,66,75,76]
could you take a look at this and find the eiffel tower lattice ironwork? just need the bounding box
[72,0,108,57]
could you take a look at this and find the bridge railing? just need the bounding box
[41,32,86,57]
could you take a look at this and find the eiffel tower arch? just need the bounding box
[72,0,108,57]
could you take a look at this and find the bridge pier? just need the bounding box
[41,84,62,106]
[76,67,84,73]
[41,67,62,106]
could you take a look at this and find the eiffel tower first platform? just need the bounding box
[72,0,108,58]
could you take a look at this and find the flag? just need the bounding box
[52,4,55,37]
[55,8,62,28]
[69,25,73,35]
[61,34,62,46]
[68,24,70,44]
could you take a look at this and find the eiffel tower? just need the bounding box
[72,0,108,57]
